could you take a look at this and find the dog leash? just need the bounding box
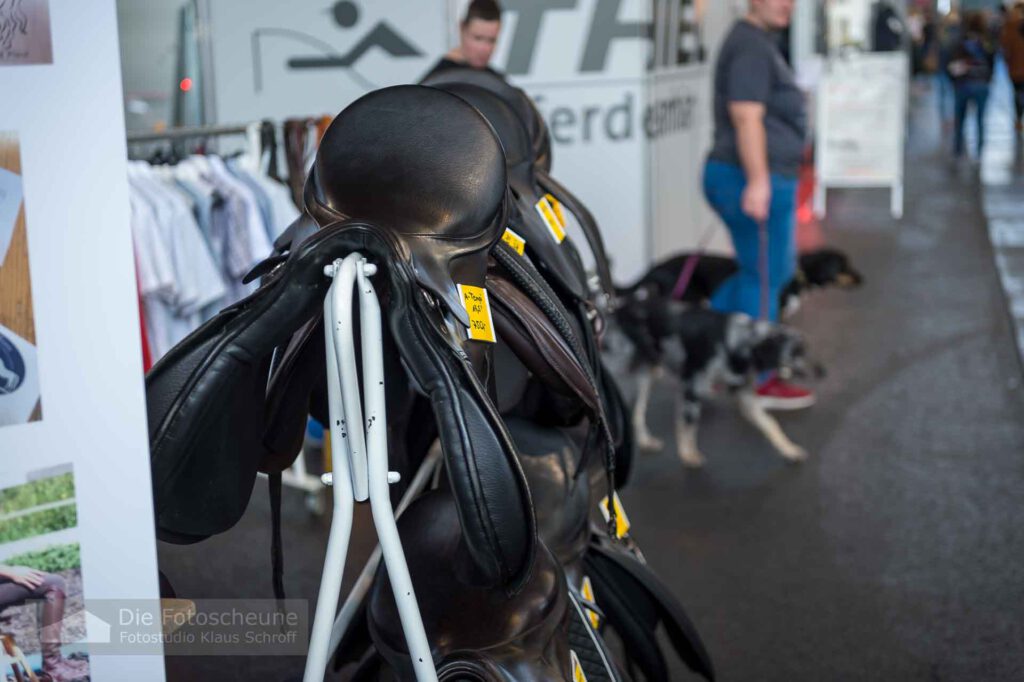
[670,218,771,319]
[759,219,769,321]
[670,222,719,300]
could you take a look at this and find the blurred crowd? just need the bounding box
[908,2,1024,158]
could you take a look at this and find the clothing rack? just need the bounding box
[126,123,251,144]
[127,117,323,500]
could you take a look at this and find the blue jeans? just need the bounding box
[936,73,955,123]
[954,81,990,156]
[704,160,797,322]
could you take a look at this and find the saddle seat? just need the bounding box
[420,66,552,173]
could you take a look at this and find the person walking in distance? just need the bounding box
[937,11,962,132]
[1001,2,1024,134]
[704,0,814,410]
[948,11,996,159]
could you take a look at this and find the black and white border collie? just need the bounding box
[615,292,822,467]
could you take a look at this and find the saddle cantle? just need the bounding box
[431,81,590,303]
[421,66,552,174]
[422,68,615,301]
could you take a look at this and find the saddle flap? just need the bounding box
[586,537,716,681]
[260,315,325,474]
[488,272,599,414]
[146,222,366,540]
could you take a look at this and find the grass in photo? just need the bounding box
[0,465,89,681]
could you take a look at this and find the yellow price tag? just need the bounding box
[501,227,526,256]
[570,650,588,682]
[599,492,631,540]
[545,193,567,229]
[535,196,566,244]
[457,284,497,343]
[580,576,600,629]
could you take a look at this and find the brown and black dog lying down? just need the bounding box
[618,247,864,318]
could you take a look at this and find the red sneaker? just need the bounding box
[756,376,816,411]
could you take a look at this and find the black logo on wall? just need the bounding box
[0,333,25,395]
[501,0,705,77]
[252,1,424,93]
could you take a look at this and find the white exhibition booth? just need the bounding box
[143,0,908,281]
[200,0,746,282]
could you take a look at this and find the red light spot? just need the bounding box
[179,77,193,92]
[797,204,814,224]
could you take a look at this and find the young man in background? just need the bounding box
[421,0,503,81]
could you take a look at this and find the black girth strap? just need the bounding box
[269,471,285,601]
[491,241,617,536]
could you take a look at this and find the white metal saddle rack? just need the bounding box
[303,253,438,682]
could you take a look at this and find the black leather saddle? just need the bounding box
[429,81,628,496]
[424,81,713,681]
[147,85,538,584]
[149,85,617,681]
[262,73,631,488]
[307,85,627,680]
[258,84,624,580]
[310,85,546,588]
[146,83,709,681]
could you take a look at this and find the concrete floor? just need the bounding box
[979,61,1024,369]
[622,81,1024,680]
[158,85,1024,681]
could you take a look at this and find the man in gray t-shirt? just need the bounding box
[703,0,815,409]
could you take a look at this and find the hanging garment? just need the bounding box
[128,162,227,358]
[129,125,304,361]
[284,118,313,209]
[260,120,283,183]
[315,114,333,144]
